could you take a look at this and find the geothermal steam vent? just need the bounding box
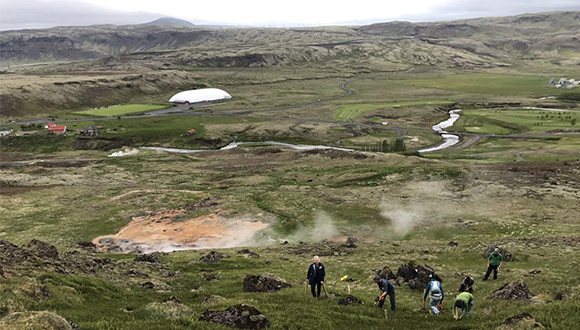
[169,88,232,104]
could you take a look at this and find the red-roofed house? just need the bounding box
[44,122,56,128]
[48,125,67,134]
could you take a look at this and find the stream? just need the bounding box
[117,112,463,157]
[219,141,352,151]
[136,142,353,155]
[418,109,462,153]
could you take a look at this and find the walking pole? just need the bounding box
[322,283,329,298]
[305,281,308,295]
[384,309,388,321]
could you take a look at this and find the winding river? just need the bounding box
[137,142,353,155]
[119,111,464,157]
[418,109,462,153]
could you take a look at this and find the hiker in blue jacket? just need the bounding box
[306,256,325,298]
[373,275,396,310]
[423,275,444,315]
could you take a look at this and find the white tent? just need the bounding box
[168,88,232,104]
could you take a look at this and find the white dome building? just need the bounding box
[168,88,232,104]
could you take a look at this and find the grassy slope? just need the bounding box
[72,104,166,117]
[334,101,453,122]
[8,240,577,330]
[453,109,579,134]
[0,150,579,329]
[425,136,580,162]
[394,73,567,98]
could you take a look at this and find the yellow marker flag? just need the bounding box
[341,275,348,282]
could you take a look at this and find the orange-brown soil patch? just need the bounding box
[93,208,268,253]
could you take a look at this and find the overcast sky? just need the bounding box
[1,0,579,30]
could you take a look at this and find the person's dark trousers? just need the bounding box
[466,298,474,317]
[311,282,322,297]
[483,265,499,280]
[378,289,396,310]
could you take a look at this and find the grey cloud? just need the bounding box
[1,0,579,30]
[0,0,160,30]
[393,0,580,22]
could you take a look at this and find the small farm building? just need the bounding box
[48,125,67,134]
[0,127,13,136]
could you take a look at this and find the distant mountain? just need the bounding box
[1,10,579,68]
[141,17,195,28]
[356,11,580,38]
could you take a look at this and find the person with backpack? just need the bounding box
[458,276,474,293]
[306,255,325,298]
[423,275,444,315]
[373,275,396,311]
[453,291,474,320]
[483,248,503,281]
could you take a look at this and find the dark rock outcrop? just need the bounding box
[204,273,218,281]
[200,251,230,264]
[338,295,363,306]
[343,237,358,248]
[199,304,270,329]
[77,241,97,252]
[27,239,58,259]
[123,269,149,278]
[140,281,156,290]
[237,249,260,258]
[499,312,544,329]
[0,239,173,284]
[243,273,291,293]
[491,281,531,301]
[375,266,396,280]
[396,261,441,289]
[134,252,163,263]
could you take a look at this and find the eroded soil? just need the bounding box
[93,208,269,253]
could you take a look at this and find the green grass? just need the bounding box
[73,104,167,117]
[1,115,270,153]
[2,238,580,329]
[453,109,579,134]
[425,135,580,162]
[394,73,567,97]
[334,101,453,122]
[1,140,580,329]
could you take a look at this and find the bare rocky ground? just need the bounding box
[0,239,178,283]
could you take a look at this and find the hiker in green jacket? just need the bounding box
[483,248,503,281]
[453,292,474,320]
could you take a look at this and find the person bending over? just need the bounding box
[373,275,396,311]
[453,292,474,320]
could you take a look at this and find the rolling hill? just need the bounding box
[0,11,578,66]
